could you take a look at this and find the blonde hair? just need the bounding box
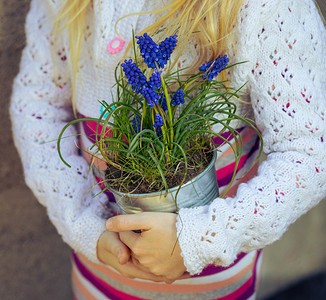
[54,0,244,114]
[53,0,90,115]
[120,0,244,70]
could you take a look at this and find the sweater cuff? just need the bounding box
[71,207,107,264]
[176,201,239,275]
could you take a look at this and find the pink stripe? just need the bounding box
[193,252,247,277]
[216,134,260,187]
[84,118,104,133]
[239,250,262,299]
[73,252,147,300]
[81,120,108,144]
[218,275,254,300]
[80,116,127,144]
[219,250,262,300]
[213,127,245,146]
[216,153,249,187]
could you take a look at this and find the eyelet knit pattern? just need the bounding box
[10,0,326,271]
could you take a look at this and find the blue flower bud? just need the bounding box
[140,86,159,108]
[172,89,185,106]
[136,33,178,69]
[199,55,229,81]
[153,113,164,128]
[159,93,168,111]
[121,59,147,93]
[148,70,162,89]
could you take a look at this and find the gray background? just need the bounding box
[0,1,325,299]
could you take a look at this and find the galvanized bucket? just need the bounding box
[106,151,219,214]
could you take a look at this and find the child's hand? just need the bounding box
[106,213,189,281]
[98,231,130,265]
[97,231,169,282]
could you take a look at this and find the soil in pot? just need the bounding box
[105,149,214,194]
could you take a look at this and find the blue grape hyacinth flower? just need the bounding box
[153,113,164,129]
[148,70,162,89]
[136,33,161,69]
[199,55,229,81]
[172,89,185,106]
[121,59,147,93]
[141,86,160,108]
[158,35,178,67]
[136,33,178,69]
[159,93,168,111]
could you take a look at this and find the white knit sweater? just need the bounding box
[10,0,326,275]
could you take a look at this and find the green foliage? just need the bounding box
[57,33,263,196]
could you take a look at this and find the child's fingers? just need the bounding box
[98,231,130,264]
[106,213,155,232]
[118,230,140,251]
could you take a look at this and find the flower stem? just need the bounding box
[160,73,174,148]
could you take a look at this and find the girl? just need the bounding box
[10,0,326,299]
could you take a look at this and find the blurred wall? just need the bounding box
[0,1,325,299]
[0,1,72,299]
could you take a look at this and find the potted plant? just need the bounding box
[57,32,262,214]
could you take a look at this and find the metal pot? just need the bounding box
[107,151,218,214]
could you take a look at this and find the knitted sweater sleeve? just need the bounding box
[176,0,326,275]
[10,0,109,263]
